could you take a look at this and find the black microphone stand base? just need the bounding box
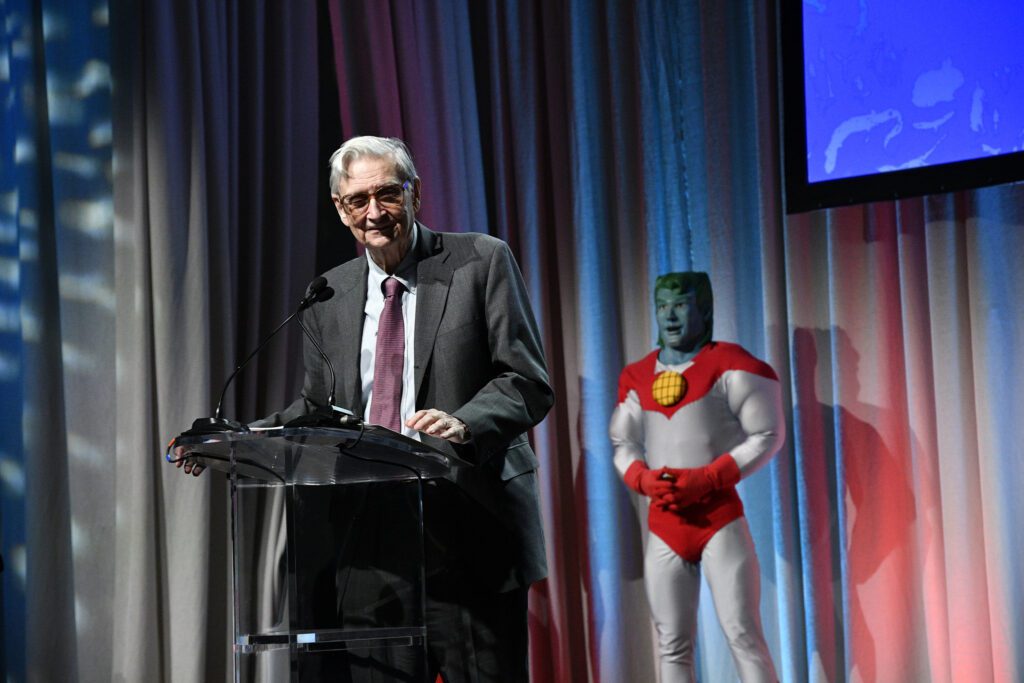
[284,406,362,429]
[184,416,250,435]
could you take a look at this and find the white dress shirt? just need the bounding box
[360,223,419,439]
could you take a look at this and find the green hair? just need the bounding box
[654,271,714,348]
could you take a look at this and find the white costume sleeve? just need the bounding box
[609,388,646,477]
[723,370,785,476]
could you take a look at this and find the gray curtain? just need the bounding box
[104,1,316,679]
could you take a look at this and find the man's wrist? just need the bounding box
[448,413,472,442]
[707,453,741,489]
[623,460,648,493]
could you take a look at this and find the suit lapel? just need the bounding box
[413,225,453,401]
[333,258,368,414]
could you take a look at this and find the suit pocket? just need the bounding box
[498,439,539,481]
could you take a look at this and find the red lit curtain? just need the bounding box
[321,3,1024,682]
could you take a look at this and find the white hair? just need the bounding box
[328,136,418,195]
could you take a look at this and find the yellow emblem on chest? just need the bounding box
[651,370,687,406]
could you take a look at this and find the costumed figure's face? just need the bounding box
[655,287,706,353]
[333,155,421,266]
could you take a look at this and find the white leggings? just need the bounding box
[644,517,777,683]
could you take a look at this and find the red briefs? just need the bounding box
[647,488,744,564]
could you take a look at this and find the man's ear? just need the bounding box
[332,195,349,225]
[412,177,422,211]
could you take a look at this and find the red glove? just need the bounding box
[623,461,675,499]
[659,454,741,509]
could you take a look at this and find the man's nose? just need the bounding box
[366,196,386,219]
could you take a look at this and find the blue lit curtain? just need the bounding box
[2,0,320,680]
[324,2,1024,682]
[2,1,111,680]
[3,0,1023,681]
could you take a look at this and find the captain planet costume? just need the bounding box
[609,271,783,683]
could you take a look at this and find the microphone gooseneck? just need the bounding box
[208,277,333,428]
[295,303,337,406]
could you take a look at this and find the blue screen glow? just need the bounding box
[802,0,1024,183]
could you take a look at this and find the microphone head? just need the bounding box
[315,286,335,303]
[308,276,328,294]
[299,276,330,311]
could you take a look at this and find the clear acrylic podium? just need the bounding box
[171,423,457,682]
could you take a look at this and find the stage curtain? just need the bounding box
[323,2,1023,682]
[1,0,318,680]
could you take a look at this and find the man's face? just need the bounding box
[332,156,420,259]
[655,288,706,351]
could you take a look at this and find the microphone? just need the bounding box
[283,291,365,429]
[296,310,337,406]
[299,276,330,309]
[186,277,335,434]
[282,308,362,429]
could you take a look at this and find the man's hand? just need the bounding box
[172,444,206,477]
[658,454,741,509]
[656,468,710,509]
[623,461,675,499]
[406,409,471,443]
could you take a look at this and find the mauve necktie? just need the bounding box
[370,277,406,431]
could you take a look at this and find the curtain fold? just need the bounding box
[321,2,1024,682]
[112,0,320,674]
[471,2,591,681]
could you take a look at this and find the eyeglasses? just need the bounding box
[338,180,412,216]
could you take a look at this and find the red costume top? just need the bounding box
[609,342,784,561]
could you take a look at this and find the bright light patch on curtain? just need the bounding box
[69,518,88,557]
[9,545,26,586]
[91,4,108,28]
[59,342,96,373]
[87,120,110,147]
[18,308,38,341]
[0,255,18,286]
[74,597,90,632]
[43,76,85,124]
[72,59,108,97]
[0,351,17,380]
[67,432,103,466]
[0,302,18,330]
[57,273,115,310]
[1,190,16,214]
[9,32,31,61]
[57,198,112,235]
[0,457,26,494]
[18,235,37,262]
[17,206,35,228]
[53,152,103,178]
[14,136,34,163]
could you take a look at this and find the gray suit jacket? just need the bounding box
[266,224,554,590]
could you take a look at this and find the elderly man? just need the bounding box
[185,136,552,682]
[609,272,782,683]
